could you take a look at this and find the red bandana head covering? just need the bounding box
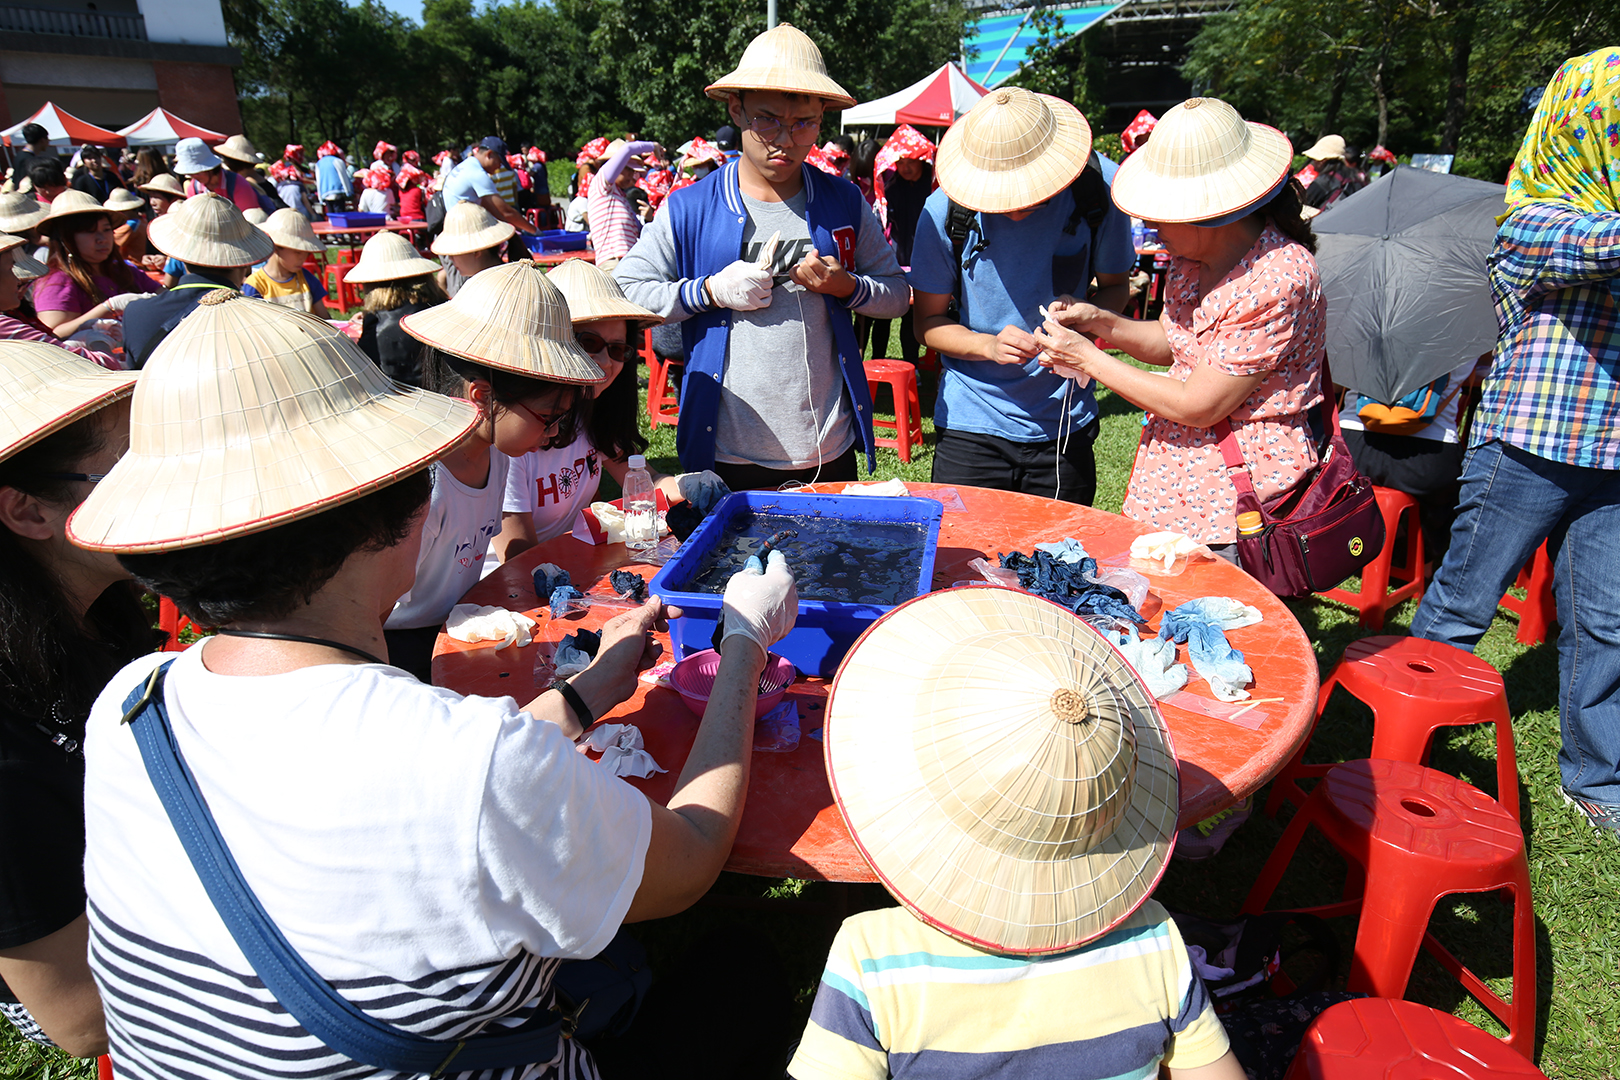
[283,144,305,164]
[269,160,300,183]
[873,124,938,231]
[805,145,843,176]
[433,149,454,168]
[680,137,726,173]
[402,149,422,167]
[1366,145,1397,165]
[643,166,675,208]
[576,137,611,168]
[317,141,343,159]
[396,163,428,189]
[820,140,850,163]
[1121,110,1158,155]
[373,141,397,162]
[361,167,392,192]
[527,146,546,163]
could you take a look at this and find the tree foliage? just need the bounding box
[227,0,973,159]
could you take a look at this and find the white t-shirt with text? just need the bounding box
[389,448,509,629]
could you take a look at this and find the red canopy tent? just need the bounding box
[0,101,127,149]
[117,107,227,147]
[843,63,990,129]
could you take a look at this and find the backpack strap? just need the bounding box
[120,662,564,1076]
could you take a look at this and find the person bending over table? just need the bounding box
[1033,97,1326,563]
[0,342,154,1057]
[68,291,801,1080]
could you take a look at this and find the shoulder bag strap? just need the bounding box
[119,663,562,1077]
[1214,351,1340,517]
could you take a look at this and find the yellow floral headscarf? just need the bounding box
[1505,47,1620,217]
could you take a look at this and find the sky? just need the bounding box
[369,0,424,23]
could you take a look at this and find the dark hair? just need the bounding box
[1251,178,1317,255]
[0,414,159,739]
[80,145,104,162]
[586,341,647,463]
[21,123,47,146]
[831,135,855,157]
[42,211,139,305]
[851,138,881,180]
[422,347,587,452]
[119,470,432,626]
[29,159,66,189]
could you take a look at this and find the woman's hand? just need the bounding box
[1045,296,1105,333]
[562,598,682,735]
[1033,319,1107,383]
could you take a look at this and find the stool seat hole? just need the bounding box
[1400,797,1437,817]
[1406,661,1436,673]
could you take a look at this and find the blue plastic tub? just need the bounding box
[647,491,943,677]
[523,230,590,254]
[325,211,386,229]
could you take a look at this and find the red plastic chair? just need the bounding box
[324,264,360,314]
[1286,998,1548,1078]
[1246,759,1537,1060]
[1498,540,1555,645]
[157,597,200,652]
[1316,487,1425,630]
[98,1055,114,1080]
[643,330,681,430]
[863,357,924,463]
[1265,636,1519,824]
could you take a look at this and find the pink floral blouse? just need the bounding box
[1122,225,1326,544]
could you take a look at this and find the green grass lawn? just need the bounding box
[8,335,1614,1078]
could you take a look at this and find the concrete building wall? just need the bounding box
[137,0,228,46]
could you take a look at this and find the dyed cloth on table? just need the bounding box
[549,585,584,615]
[553,628,600,677]
[1157,597,1262,701]
[610,570,647,602]
[532,562,571,600]
[1105,624,1189,699]
[998,547,1144,626]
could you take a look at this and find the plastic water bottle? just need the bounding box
[622,454,657,554]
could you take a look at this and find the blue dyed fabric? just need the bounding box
[999,548,1144,625]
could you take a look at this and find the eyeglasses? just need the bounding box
[742,111,823,147]
[511,400,570,430]
[42,472,107,483]
[576,330,629,363]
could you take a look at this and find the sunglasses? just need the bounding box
[742,111,823,147]
[511,400,571,430]
[576,330,629,363]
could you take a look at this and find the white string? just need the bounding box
[778,289,825,492]
[1055,367,1073,498]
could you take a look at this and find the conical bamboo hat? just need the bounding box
[401,259,602,385]
[705,24,854,108]
[68,290,479,553]
[1111,97,1294,224]
[547,258,660,325]
[0,191,48,233]
[258,207,325,253]
[429,200,514,256]
[825,587,1180,955]
[343,229,441,284]
[148,191,275,268]
[935,87,1092,213]
[0,340,136,464]
[1,232,47,280]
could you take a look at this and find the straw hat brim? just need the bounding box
[0,342,136,464]
[430,218,515,256]
[148,211,275,268]
[137,177,185,198]
[705,73,855,109]
[825,587,1180,956]
[9,246,49,281]
[0,203,48,233]
[105,192,146,213]
[547,259,662,325]
[934,95,1092,213]
[67,303,481,553]
[40,193,114,226]
[257,225,325,253]
[401,300,604,385]
[1111,122,1293,224]
[344,252,442,284]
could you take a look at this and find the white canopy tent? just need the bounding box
[1,101,126,149]
[117,107,228,148]
[843,63,989,129]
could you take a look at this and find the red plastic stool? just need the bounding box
[1316,487,1425,630]
[325,264,360,313]
[1266,636,1519,823]
[157,597,200,652]
[98,1056,114,1080]
[863,357,924,463]
[643,330,682,430]
[1286,998,1548,1078]
[1498,541,1555,645]
[1245,760,1536,1060]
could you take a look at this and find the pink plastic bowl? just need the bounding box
[670,649,797,719]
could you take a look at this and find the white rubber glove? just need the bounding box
[103,292,149,314]
[675,470,731,514]
[704,260,773,311]
[720,549,798,655]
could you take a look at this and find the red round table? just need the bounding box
[434,483,1320,882]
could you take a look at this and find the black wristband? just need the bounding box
[551,677,595,730]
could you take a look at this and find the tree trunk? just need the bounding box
[1322,65,1349,137]
[1439,0,1476,153]
[1373,53,1390,148]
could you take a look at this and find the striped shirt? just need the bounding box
[1471,202,1620,469]
[495,168,520,208]
[789,901,1229,1080]
[84,645,651,1080]
[587,181,641,264]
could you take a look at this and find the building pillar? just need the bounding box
[152,60,242,135]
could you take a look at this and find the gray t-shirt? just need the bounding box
[717,191,850,469]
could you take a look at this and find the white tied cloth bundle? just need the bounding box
[588,501,669,545]
[1130,531,1214,571]
[840,479,910,497]
[444,604,537,649]
[579,724,665,778]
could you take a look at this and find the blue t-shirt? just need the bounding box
[443,157,496,208]
[906,177,1134,442]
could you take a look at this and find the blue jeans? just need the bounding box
[1412,440,1620,805]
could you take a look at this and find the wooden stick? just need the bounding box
[1229,696,1286,720]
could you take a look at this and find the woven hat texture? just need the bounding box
[214,134,261,165]
[67,291,479,553]
[1,233,48,280]
[706,24,855,108]
[430,200,515,256]
[547,258,660,325]
[401,259,602,385]
[935,88,1092,213]
[1111,97,1293,224]
[825,587,1180,955]
[1302,134,1347,162]
[0,191,48,233]
[343,229,441,284]
[104,188,146,213]
[40,189,112,225]
[137,174,185,199]
[147,192,274,268]
[258,207,325,253]
[0,340,136,465]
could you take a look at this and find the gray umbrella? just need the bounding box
[1313,165,1508,403]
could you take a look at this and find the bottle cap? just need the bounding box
[1236,511,1263,532]
[628,454,646,469]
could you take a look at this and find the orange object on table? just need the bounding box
[434,483,1320,882]
[527,249,596,267]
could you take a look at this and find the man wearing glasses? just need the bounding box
[617,24,908,491]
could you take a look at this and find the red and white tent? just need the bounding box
[843,63,990,129]
[117,107,227,147]
[0,101,126,149]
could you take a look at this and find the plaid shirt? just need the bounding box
[1472,202,1620,469]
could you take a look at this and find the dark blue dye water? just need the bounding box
[681,511,928,605]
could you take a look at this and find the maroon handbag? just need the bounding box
[1213,373,1384,598]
